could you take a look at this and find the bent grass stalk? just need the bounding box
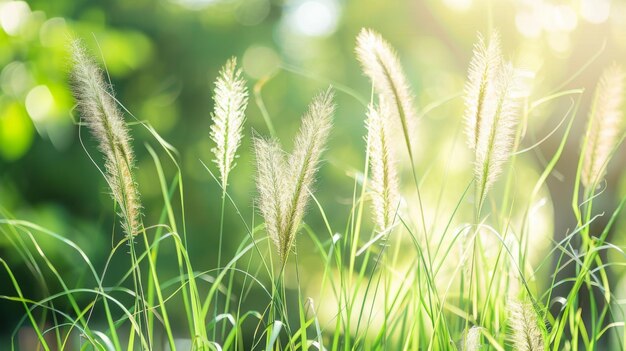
[70,40,151,349]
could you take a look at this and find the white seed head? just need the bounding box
[475,62,523,202]
[509,301,545,351]
[356,28,416,155]
[281,88,334,261]
[210,57,248,188]
[582,64,625,190]
[255,88,335,263]
[464,31,502,150]
[70,40,141,237]
[462,326,481,351]
[366,100,400,232]
[254,137,286,254]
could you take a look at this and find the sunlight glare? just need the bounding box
[25,85,54,123]
[580,0,610,24]
[443,0,472,12]
[287,0,340,37]
[0,1,30,36]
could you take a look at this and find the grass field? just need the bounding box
[1,15,626,351]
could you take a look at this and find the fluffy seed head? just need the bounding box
[255,137,286,254]
[281,88,334,261]
[581,64,625,190]
[509,301,545,351]
[464,32,502,150]
[255,88,335,264]
[475,62,523,205]
[462,326,481,351]
[366,100,400,232]
[210,57,248,189]
[70,40,141,237]
[356,28,416,157]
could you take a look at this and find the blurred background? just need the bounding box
[1,0,626,347]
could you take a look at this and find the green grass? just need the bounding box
[1,39,626,351]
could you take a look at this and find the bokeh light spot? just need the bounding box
[516,11,542,38]
[243,45,280,79]
[443,0,471,12]
[40,17,68,47]
[0,102,34,161]
[26,85,55,123]
[0,1,30,36]
[98,31,153,77]
[580,0,610,24]
[1,61,34,97]
[286,0,339,37]
[170,0,218,10]
[553,5,577,32]
[547,31,571,54]
[235,0,270,26]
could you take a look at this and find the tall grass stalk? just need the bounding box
[70,40,142,239]
[69,40,149,349]
[209,56,249,341]
[355,31,449,347]
[551,64,626,351]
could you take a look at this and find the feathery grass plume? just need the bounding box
[461,326,481,351]
[255,88,335,264]
[281,89,334,261]
[355,28,416,158]
[581,64,625,190]
[464,31,502,150]
[70,40,141,237]
[509,301,545,351]
[255,137,286,255]
[475,62,521,207]
[366,100,400,232]
[210,57,249,189]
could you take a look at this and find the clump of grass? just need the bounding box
[581,63,625,190]
[255,88,335,264]
[366,100,400,232]
[210,57,248,189]
[509,301,545,351]
[69,40,142,237]
[6,24,626,351]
